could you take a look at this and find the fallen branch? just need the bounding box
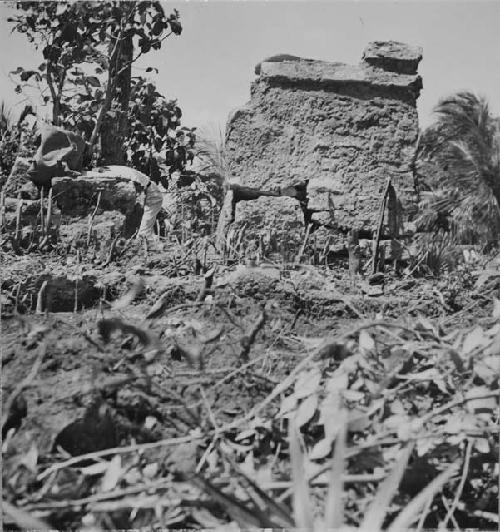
[263,471,387,491]
[37,434,205,481]
[439,439,473,530]
[23,478,174,511]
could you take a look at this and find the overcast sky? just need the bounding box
[1,1,499,137]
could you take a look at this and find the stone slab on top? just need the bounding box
[256,41,423,95]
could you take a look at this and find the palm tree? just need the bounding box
[416,92,500,245]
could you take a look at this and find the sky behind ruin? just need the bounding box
[1,1,499,139]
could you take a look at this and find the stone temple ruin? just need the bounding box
[222,41,423,260]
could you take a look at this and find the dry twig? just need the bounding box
[37,434,205,481]
[439,438,473,530]
[86,190,102,247]
[239,309,266,362]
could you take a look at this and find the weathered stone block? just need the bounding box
[362,41,423,74]
[52,175,137,216]
[308,174,345,212]
[236,196,303,228]
[225,42,421,247]
[235,196,305,254]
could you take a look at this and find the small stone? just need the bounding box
[368,272,385,285]
[361,283,384,297]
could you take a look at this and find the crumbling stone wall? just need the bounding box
[225,41,422,250]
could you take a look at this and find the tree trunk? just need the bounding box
[100,34,133,165]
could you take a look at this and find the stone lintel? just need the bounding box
[259,60,421,93]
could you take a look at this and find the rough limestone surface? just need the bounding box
[52,174,143,237]
[52,174,137,216]
[225,41,422,245]
[235,196,305,253]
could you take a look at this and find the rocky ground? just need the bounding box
[1,196,499,530]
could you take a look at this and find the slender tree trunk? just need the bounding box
[46,64,59,126]
[89,3,135,162]
[100,33,133,165]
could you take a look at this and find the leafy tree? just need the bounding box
[8,1,183,164]
[126,76,196,185]
[416,92,500,245]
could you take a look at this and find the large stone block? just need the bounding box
[259,57,422,92]
[52,174,137,216]
[362,41,423,74]
[225,41,422,244]
[236,196,304,229]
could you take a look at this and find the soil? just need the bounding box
[2,230,497,530]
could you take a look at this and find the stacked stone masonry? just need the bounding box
[225,41,423,246]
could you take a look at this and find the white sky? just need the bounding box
[1,1,500,137]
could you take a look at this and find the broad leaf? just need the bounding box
[294,367,321,399]
[294,394,318,428]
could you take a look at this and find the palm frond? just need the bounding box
[0,100,14,137]
[195,124,229,184]
[416,91,500,247]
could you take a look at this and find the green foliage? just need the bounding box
[410,230,461,276]
[275,315,498,529]
[416,92,500,246]
[8,1,183,157]
[125,77,195,180]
